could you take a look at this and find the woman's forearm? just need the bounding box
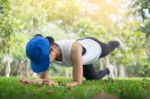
[39,72,49,79]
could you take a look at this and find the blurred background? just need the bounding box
[0,0,150,78]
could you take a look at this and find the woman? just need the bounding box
[21,34,120,86]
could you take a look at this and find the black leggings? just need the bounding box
[83,37,120,80]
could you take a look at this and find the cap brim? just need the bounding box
[30,54,50,74]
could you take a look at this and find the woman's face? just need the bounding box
[49,45,57,63]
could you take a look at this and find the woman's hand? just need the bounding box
[43,79,58,86]
[38,71,58,86]
[19,78,43,86]
[67,81,81,86]
[19,79,29,86]
[19,78,58,86]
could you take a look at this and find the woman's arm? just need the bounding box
[38,72,58,85]
[67,42,83,86]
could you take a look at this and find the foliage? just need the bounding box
[131,0,150,34]
[0,0,13,53]
[131,0,150,20]
[127,63,150,77]
[0,0,150,77]
[130,0,150,59]
[140,19,150,34]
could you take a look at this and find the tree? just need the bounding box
[131,0,150,57]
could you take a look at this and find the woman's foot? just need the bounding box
[112,38,124,49]
[108,41,120,49]
[107,64,115,79]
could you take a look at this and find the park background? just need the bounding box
[0,0,150,78]
[0,0,150,99]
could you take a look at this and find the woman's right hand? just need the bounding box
[19,79,29,86]
[19,78,44,86]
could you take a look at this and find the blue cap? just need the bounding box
[26,36,51,74]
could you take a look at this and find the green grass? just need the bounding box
[0,77,149,99]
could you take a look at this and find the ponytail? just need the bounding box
[34,34,43,37]
[33,34,55,45]
[46,36,55,44]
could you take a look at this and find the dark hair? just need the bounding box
[34,34,43,37]
[46,36,55,44]
[34,34,55,45]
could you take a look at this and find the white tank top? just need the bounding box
[54,39,102,66]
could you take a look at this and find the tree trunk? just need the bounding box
[118,65,126,78]
[145,33,150,56]
[65,68,71,77]
[5,62,11,78]
[99,59,105,70]
[113,60,118,78]
[100,56,116,78]
[2,54,13,78]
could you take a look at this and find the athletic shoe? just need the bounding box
[113,38,124,49]
[107,64,115,79]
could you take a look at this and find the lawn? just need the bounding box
[0,77,149,99]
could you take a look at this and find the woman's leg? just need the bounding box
[85,37,120,58]
[99,41,120,58]
[83,64,109,80]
